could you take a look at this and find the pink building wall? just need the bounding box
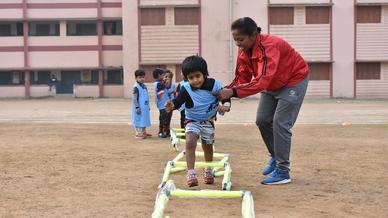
[0,86,25,98]
[1,0,388,98]
[0,0,123,98]
[30,85,54,97]
[74,85,99,98]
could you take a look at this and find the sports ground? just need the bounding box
[1,99,387,217]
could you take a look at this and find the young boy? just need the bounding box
[165,69,175,100]
[165,56,231,187]
[164,70,175,136]
[132,69,151,139]
[153,68,169,138]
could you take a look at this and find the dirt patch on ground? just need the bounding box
[1,123,387,217]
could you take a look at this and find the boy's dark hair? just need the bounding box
[165,69,173,78]
[152,68,165,79]
[134,69,145,78]
[181,55,209,80]
[231,17,261,35]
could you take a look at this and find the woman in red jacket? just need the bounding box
[217,17,309,185]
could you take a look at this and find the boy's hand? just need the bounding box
[136,108,141,115]
[217,102,231,114]
[165,100,174,113]
[217,105,230,113]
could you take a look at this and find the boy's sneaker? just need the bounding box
[135,132,146,139]
[203,168,214,184]
[158,132,167,139]
[262,157,276,175]
[261,168,291,185]
[186,172,198,187]
[158,132,168,138]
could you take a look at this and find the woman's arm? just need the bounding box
[218,46,280,100]
[233,46,280,98]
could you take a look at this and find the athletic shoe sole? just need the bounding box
[135,135,146,139]
[204,179,214,184]
[261,178,291,185]
[187,180,199,187]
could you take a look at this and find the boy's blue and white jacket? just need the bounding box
[167,83,175,100]
[172,78,229,122]
[154,80,169,110]
[132,82,151,127]
[176,80,188,112]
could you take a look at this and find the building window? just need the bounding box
[104,69,123,84]
[91,70,99,84]
[30,71,50,85]
[175,8,199,25]
[0,71,24,85]
[80,70,98,84]
[140,8,165,25]
[308,63,331,80]
[306,7,330,24]
[103,20,122,35]
[357,6,381,23]
[0,22,23,36]
[356,63,380,80]
[67,21,97,36]
[29,21,60,36]
[269,7,294,25]
[140,65,166,82]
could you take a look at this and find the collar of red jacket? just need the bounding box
[238,34,263,64]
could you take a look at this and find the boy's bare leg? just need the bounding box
[201,144,213,162]
[185,133,198,170]
[202,143,215,184]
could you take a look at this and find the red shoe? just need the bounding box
[186,173,198,187]
[135,132,146,139]
[203,168,214,184]
[144,132,152,137]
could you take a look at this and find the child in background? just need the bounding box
[132,69,151,139]
[164,70,175,137]
[165,56,231,187]
[165,69,175,100]
[175,72,188,129]
[153,68,169,138]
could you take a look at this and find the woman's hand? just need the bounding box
[216,89,234,100]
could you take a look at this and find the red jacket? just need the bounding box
[226,34,309,98]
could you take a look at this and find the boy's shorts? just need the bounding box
[185,120,215,145]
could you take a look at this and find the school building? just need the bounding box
[0,0,387,99]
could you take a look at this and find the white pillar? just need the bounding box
[235,0,268,34]
[122,0,139,98]
[200,0,231,84]
[332,0,355,98]
[60,21,67,37]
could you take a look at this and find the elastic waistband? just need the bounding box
[184,119,215,127]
